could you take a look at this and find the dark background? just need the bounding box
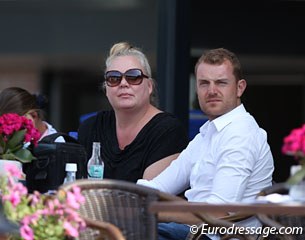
[188,1,305,182]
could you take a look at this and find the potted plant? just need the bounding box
[0,164,86,240]
[282,124,305,184]
[0,113,41,173]
[282,124,305,201]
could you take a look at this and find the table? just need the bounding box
[149,201,305,215]
[150,201,305,240]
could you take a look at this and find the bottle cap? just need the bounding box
[65,163,77,172]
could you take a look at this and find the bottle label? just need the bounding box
[88,165,104,179]
[64,172,76,184]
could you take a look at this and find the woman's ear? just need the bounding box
[102,82,109,99]
[99,80,106,93]
[102,82,107,94]
[148,78,154,95]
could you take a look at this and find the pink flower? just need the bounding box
[66,191,81,209]
[64,207,82,221]
[5,164,23,179]
[21,215,39,226]
[1,166,86,239]
[29,191,40,205]
[20,224,34,240]
[12,182,28,196]
[72,186,85,204]
[63,221,79,238]
[0,113,41,162]
[282,124,305,163]
[2,191,22,207]
[64,186,85,210]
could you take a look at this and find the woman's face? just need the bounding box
[24,111,35,123]
[105,56,152,111]
[24,110,39,129]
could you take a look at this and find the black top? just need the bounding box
[78,110,189,182]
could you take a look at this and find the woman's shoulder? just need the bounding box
[144,112,188,141]
[79,110,114,130]
[152,112,185,128]
[141,112,189,156]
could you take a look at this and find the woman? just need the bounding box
[78,42,189,182]
[0,87,58,140]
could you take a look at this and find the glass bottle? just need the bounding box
[63,163,77,184]
[289,165,305,201]
[87,142,104,179]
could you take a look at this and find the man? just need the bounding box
[137,48,274,240]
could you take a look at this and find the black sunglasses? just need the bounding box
[104,68,149,87]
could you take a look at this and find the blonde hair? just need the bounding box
[106,42,151,77]
[105,42,158,106]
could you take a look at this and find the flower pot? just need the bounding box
[0,160,22,177]
[288,165,305,202]
[289,180,305,202]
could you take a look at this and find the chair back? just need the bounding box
[60,179,159,240]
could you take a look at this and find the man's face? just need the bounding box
[196,60,246,120]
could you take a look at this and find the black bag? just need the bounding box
[23,132,87,193]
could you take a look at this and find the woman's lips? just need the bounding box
[118,93,132,97]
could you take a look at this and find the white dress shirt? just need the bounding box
[137,104,274,239]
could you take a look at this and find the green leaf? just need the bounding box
[0,135,5,150]
[6,129,26,150]
[1,153,17,160]
[287,165,305,185]
[12,148,35,163]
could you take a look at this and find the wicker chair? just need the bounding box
[82,217,125,240]
[256,183,305,240]
[59,179,162,240]
[154,192,256,240]
[59,179,261,240]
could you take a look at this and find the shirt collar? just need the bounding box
[200,104,246,134]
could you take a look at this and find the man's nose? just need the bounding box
[207,83,217,94]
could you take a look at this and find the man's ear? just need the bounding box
[237,79,247,98]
